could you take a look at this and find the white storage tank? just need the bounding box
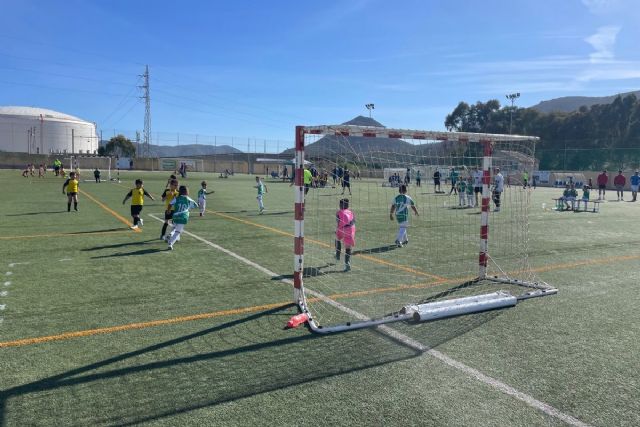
[0,106,98,155]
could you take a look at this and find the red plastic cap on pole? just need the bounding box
[284,312,309,329]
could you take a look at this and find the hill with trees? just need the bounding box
[530,90,640,113]
[445,94,640,170]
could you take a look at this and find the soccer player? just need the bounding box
[341,168,352,195]
[456,178,467,207]
[630,171,640,202]
[466,177,475,208]
[122,179,154,229]
[335,198,356,272]
[166,185,199,250]
[38,164,45,178]
[161,179,179,240]
[415,170,421,187]
[255,176,268,214]
[197,181,214,216]
[448,167,458,195]
[433,169,441,193]
[94,168,101,183]
[473,167,483,206]
[390,184,419,247]
[62,171,80,212]
[492,167,504,212]
[303,166,312,195]
[578,185,590,211]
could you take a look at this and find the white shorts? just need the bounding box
[198,198,206,212]
[631,185,639,192]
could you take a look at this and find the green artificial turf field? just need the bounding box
[0,168,638,426]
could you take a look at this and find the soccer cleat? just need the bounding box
[494,207,501,212]
[395,240,403,248]
[130,225,139,230]
[259,207,265,214]
[167,244,173,250]
[344,263,351,272]
[402,240,409,246]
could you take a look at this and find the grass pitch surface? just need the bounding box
[0,169,638,426]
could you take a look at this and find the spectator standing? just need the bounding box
[614,170,626,201]
[596,170,608,200]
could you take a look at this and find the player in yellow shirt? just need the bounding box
[161,179,179,240]
[122,179,155,229]
[62,171,80,212]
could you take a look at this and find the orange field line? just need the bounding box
[209,209,446,281]
[0,302,286,349]
[2,252,639,349]
[80,188,140,232]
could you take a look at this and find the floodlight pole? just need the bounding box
[365,103,375,118]
[506,93,520,134]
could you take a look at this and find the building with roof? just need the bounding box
[0,106,98,154]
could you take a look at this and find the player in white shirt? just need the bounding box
[492,167,504,212]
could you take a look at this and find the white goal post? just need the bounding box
[289,125,557,333]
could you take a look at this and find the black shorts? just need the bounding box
[434,179,440,185]
[131,205,143,216]
[164,210,174,220]
[67,192,77,197]
[474,186,482,194]
[598,184,606,190]
[342,181,350,188]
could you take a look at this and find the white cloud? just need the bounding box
[585,26,620,62]
[581,0,618,14]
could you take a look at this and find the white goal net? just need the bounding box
[290,125,556,333]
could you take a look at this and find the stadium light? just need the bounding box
[365,103,375,118]
[505,93,520,134]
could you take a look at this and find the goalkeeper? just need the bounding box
[335,198,356,272]
[390,185,419,247]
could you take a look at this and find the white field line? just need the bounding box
[147,214,590,427]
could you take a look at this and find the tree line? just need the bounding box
[445,94,640,170]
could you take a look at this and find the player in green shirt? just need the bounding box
[390,185,419,247]
[197,181,214,217]
[166,186,199,250]
[255,176,268,214]
[456,179,467,207]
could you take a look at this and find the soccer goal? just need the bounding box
[65,156,113,182]
[290,125,557,333]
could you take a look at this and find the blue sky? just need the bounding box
[1,0,639,148]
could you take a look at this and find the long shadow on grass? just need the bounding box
[248,211,292,216]
[5,210,68,216]
[69,228,126,234]
[90,248,165,258]
[352,244,399,255]
[272,263,348,279]
[0,300,499,425]
[83,239,158,251]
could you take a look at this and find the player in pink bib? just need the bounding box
[335,198,356,272]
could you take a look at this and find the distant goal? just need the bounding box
[289,125,557,333]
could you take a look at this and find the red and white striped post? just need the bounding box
[293,126,305,303]
[478,139,493,279]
